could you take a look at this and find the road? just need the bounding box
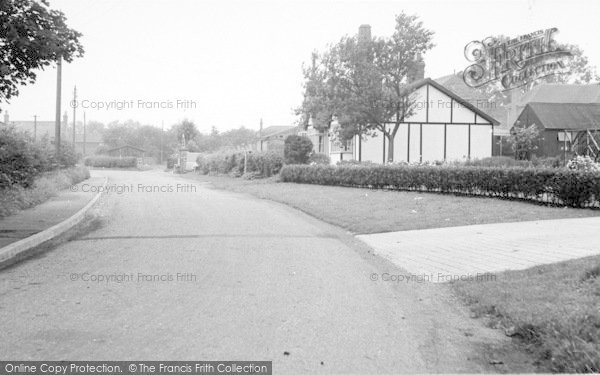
[0,170,532,374]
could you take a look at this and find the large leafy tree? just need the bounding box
[298,13,434,162]
[0,0,84,105]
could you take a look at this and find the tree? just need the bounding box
[298,13,434,162]
[220,127,258,148]
[171,119,199,146]
[0,0,84,105]
[284,135,313,164]
[102,120,141,148]
[507,122,542,160]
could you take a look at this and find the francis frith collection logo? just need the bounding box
[463,28,573,90]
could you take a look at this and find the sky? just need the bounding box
[2,0,600,133]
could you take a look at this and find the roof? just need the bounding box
[435,73,507,126]
[260,125,297,139]
[520,83,600,104]
[522,103,600,130]
[107,144,147,152]
[410,78,500,125]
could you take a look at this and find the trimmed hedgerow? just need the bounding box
[196,150,283,178]
[84,156,137,168]
[279,164,600,208]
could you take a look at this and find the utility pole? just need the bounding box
[33,115,37,142]
[72,85,77,145]
[160,120,164,164]
[83,111,86,156]
[55,58,62,152]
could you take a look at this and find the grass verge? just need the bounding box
[450,257,600,373]
[0,165,90,218]
[180,173,600,234]
[181,172,600,372]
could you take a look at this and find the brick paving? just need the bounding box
[357,217,600,282]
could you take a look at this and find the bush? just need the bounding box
[567,155,600,172]
[196,150,284,178]
[280,164,600,208]
[284,135,313,164]
[84,155,137,168]
[247,151,284,177]
[0,127,79,189]
[0,126,39,188]
[458,156,563,169]
[308,152,331,165]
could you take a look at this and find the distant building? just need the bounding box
[516,102,600,159]
[256,124,298,152]
[513,84,600,159]
[2,112,102,155]
[107,145,147,158]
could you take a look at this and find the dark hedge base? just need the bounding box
[280,165,600,208]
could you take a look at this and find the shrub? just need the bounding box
[0,127,79,189]
[284,135,313,164]
[308,152,331,165]
[0,126,39,188]
[567,155,600,172]
[196,150,284,178]
[246,151,284,177]
[84,156,137,168]
[280,164,600,208]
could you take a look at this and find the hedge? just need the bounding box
[84,156,137,168]
[1,126,78,189]
[196,150,283,177]
[279,164,600,208]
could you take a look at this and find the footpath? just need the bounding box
[358,216,600,282]
[0,176,104,249]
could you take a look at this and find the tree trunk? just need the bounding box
[387,133,395,163]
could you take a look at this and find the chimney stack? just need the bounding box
[408,53,425,83]
[358,24,371,46]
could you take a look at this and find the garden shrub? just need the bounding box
[308,152,331,165]
[0,127,79,189]
[196,150,283,178]
[458,156,563,169]
[83,155,137,168]
[284,135,313,164]
[567,155,600,172]
[280,164,600,208]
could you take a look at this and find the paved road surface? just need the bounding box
[359,217,600,282]
[0,170,533,374]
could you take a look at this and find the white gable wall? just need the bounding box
[336,81,495,164]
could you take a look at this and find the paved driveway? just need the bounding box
[358,217,600,282]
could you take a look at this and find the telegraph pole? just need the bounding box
[160,120,164,164]
[55,58,62,152]
[33,115,37,142]
[72,85,77,145]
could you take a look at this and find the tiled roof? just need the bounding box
[260,126,297,139]
[524,103,600,130]
[520,83,600,104]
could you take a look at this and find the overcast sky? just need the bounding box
[2,0,599,132]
